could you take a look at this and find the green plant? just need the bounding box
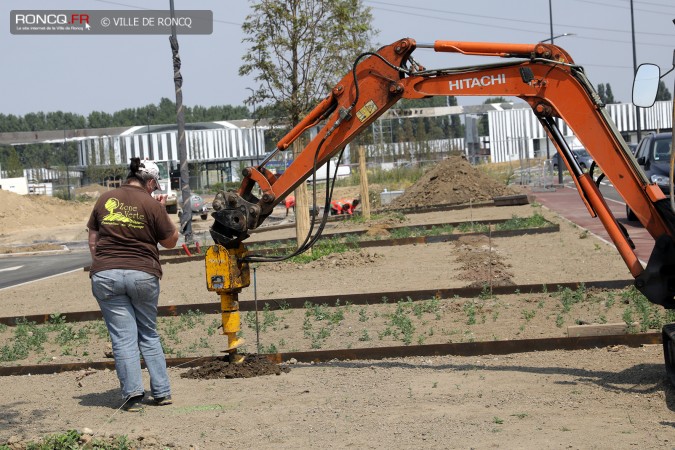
[389,301,415,345]
[494,213,549,231]
[521,309,536,322]
[479,284,492,300]
[359,330,371,341]
[464,302,476,325]
[0,320,48,362]
[262,304,280,330]
[290,237,349,263]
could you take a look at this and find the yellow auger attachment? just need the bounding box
[205,244,250,362]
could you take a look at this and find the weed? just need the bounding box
[359,330,371,342]
[495,213,549,231]
[207,319,220,336]
[605,292,616,309]
[262,343,278,354]
[479,285,492,300]
[0,320,48,362]
[493,417,504,424]
[521,309,536,322]
[412,296,441,317]
[180,310,205,329]
[358,308,369,322]
[464,302,477,325]
[262,304,280,330]
[302,317,313,338]
[622,308,636,333]
[557,284,586,313]
[389,301,415,345]
[290,237,349,263]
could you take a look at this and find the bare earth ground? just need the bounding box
[1,180,675,448]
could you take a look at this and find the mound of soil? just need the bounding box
[181,354,290,380]
[453,235,514,287]
[73,183,113,199]
[0,189,93,234]
[387,155,516,209]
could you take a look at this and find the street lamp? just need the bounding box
[630,0,642,142]
[245,87,260,166]
[539,33,575,43]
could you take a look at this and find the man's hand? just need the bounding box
[154,194,168,206]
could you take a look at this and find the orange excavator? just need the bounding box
[205,38,675,379]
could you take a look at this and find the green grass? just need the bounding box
[0,429,133,450]
[494,213,549,231]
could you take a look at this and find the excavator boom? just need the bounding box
[211,38,675,309]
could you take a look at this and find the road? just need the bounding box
[0,251,91,290]
[530,178,655,264]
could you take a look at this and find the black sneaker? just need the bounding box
[153,395,172,406]
[122,394,145,412]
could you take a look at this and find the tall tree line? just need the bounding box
[0,97,250,133]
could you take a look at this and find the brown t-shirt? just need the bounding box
[87,183,176,279]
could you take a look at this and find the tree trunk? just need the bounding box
[293,140,310,249]
[358,145,371,220]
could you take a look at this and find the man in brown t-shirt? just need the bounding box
[87,158,178,412]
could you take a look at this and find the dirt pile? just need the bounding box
[181,354,290,380]
[0,189,93,235]
[453,235,514,287]
[387,155,516,209]
[73,183,113,200]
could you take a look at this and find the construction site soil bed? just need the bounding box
[1,197,674,448]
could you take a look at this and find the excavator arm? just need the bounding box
[211,37,675,309]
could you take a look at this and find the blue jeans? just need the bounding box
[91,269,171,400]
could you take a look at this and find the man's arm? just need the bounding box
[159,227,179,249]
[88,229,98,259]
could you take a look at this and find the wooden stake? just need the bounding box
[293,140,310,249]
[358,145,371,220]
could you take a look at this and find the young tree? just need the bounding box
[0,145,24,177]
[239,0,377,246]
[604,83,615,103]
[656,80,673,101]
[478,97,507,136]
[597,83,615,104]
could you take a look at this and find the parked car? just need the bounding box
[627,132,673,221]
[177,193,210,220]
[550,149,594,171]
[152,181,178,214]
[627,143,638,154]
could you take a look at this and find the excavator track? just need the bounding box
[662,323,675,385]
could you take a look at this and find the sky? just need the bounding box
[2,0,674,117]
